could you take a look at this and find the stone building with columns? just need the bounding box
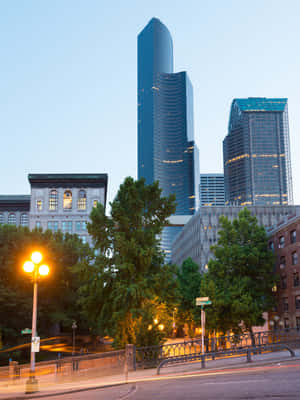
[0,173,108,245]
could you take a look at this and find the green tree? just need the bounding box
[200,208,276,343]
[75,177,177,348]
[177,258,202,337]
[0,225,90,345]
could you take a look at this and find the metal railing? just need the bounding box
[156,342,296,374]
[136,328,300,368]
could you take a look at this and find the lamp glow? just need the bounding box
[23,261,34,273]
[31,251,42,264]
[39,265,49,276]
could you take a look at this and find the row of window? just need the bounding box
[281,272,299,289]
[277,230,297,248]
[280,317,300,329]
[0,213,28,226]
[36,220,88,232]
[36,190,99,211]
[282,295,300,311]
[279,252,298,268]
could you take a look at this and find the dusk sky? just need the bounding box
[1,0,300,207]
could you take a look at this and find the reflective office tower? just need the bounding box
[200,174,225,206]
[138,18,199,262]
[223,98,293,206]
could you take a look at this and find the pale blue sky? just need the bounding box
[1,0,300,205]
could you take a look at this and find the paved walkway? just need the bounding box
[0,349,299,399]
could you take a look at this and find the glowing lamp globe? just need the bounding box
[39,264,49,276]
[23,261,34,273]
[31,251,42,264]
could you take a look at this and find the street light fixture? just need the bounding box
[23,251,49,394]
[72,321,77,356]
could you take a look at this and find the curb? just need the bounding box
[1,354,299,400]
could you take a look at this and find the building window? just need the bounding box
[36,200,43,211]
[294,272,300,287]
[20,213,28,227]
[279,256,286,269]
[281,275,287,290]
[0,213,3,224]
[292,251,298,265]
[93,200,98,208]
[290,230,297,244]
[63,190,72,210]
[47,221,59,232]
[269,241,274,251]
[62,221,72,233]
[77,190,87,210]
[283,297,289,312]
[8,213,16,225]
[278,236,285,248]
[295,295,300,310]
[284,318,290,329]
[36,221,41,229]
[49,190,58,210]
[76,221,87,231]
[296,317,300,330]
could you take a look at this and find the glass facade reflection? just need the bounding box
[138,18,199,262]
[223,98,293,206]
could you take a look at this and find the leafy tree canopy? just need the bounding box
[75,177,178,348]
[0,224,90,345]
[200,208,276,336]
[176,258,202,336]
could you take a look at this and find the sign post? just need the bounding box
[196,297,212,354]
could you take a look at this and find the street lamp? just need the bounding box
[72,321,77,356]
[23,251,49,394]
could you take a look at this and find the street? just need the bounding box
[41,360,300,399]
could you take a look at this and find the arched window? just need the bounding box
[292,251,298,265]
[8,213,16,225]
[49,190,58,210]
[0,213,3,224]
[63,190,72,209]
[20,213,29,227]
[77,190,87,210]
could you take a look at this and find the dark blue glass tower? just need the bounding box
[138,18,199,262]
[223,98,293,206]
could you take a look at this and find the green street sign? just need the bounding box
[21,328,32,335]
[196,298,212,306]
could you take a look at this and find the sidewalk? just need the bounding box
[1,349,299,399]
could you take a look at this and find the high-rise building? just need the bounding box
[137,18,199,261]
[200,174,225,206]
[223,98,293,206]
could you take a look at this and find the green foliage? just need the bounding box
[0,225,90,345]
[176,258,202,336]
[75,177,177,348]
[200,208,276,335]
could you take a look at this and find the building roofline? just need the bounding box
[28,173,108,183]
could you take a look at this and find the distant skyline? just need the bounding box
[1,0,300,208]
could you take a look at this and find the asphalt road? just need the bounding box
[41,361,300,400]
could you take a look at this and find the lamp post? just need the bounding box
[172,307,177,337]
[23,251,49,394]
[72,321,77,356]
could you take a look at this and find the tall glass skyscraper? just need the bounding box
[200,174,225,206]
[138,18,199,261]
[223,98,293,206]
